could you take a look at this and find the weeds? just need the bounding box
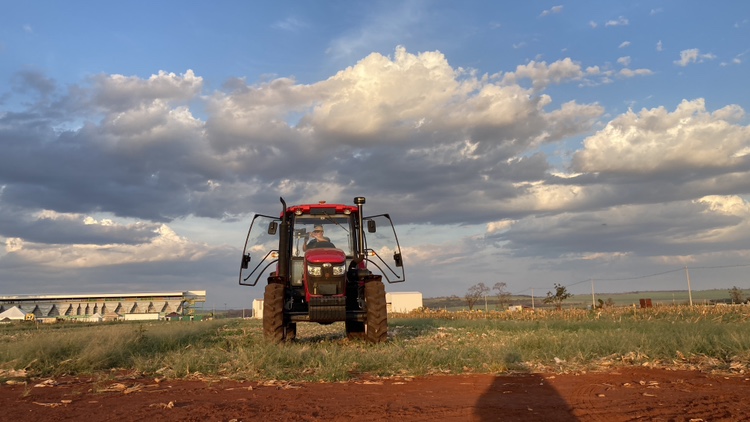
[2,305,749,382]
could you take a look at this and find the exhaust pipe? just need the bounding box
[277,197,290,279]
[354,196,366,261]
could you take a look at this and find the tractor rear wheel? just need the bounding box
[263,283,285,343]
[364,280,387,343]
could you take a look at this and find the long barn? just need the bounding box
[0,291,206,320]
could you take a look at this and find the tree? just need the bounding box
[729,286,745,304]
[543,283,572,310]
[465,282,490,310]
[493,282,511,310]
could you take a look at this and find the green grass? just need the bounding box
[2,306,750,382]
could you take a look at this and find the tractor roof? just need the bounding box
[283,201,359,217]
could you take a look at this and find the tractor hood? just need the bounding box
[305,248,346,264]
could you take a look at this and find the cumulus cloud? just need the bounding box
[675,49,717,67]
[5,222,220,269]
[0,47,608,232]
[3,45,750,300]
[501,58,584,91]
[572,99,749,176]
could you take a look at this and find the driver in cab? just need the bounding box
[304,225,334,250]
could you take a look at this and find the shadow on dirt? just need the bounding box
[474,369,577,421]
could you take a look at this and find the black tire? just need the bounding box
[364,280,387,343]
[263,283,285,343]
[345,320,365,340]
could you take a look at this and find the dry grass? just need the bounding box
[2,305,749,382]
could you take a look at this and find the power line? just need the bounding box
[510,262,749,296]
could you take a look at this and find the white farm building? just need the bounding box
[0,291,206,322]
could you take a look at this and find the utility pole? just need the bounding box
[684,266,693,307]
[531,288,535,310]
[591,279,596,309]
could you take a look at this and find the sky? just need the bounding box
[1,1,750,309]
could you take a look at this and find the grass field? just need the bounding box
[2,305,749,382]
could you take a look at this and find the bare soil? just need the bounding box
[3,368,749,421]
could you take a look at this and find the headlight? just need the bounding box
[307,265,321,276]
[332,264,346,276]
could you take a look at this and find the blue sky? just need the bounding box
[1,1,749,309]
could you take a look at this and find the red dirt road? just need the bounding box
[3,368,749,421]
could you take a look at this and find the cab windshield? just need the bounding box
[292,215,353,257]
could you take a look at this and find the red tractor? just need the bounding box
[239,197,405,343]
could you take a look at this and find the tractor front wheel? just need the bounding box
[364,280,387,343]
[263,283,285,343]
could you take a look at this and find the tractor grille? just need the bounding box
[308,270,345,296]
[308,296,346,322]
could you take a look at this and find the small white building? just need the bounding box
[123,312,160,321]
[252,299,264,319]
[81,312,103,323]
[386,292,423,313]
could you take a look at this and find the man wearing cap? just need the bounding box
[304,225,334,250]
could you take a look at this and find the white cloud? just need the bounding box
[487,220,515,234]
[5,218,223,269]
[619,41,631,49]
[656,40,663,52]
[618,68,653,78]
[93,70,203,111]
[605,17,629,27]
[4,41,750,302]
[675,49,717,67]
[573,99,750,174]
[501,58,584,91]
[540,5,563,17]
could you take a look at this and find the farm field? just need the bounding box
[2,306,750,420]
[424,288,750,311]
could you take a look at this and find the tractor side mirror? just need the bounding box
[241,254,251,269]
[393,252,403,267]
[367,219,376,233]
[268,221,278,235]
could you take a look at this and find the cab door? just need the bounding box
[362,214,405,283]
[239,214,281,286]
